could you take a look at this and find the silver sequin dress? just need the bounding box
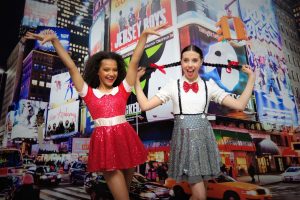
[169,114,221,183]
[156,77,229,183]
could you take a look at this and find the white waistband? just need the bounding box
[94,115,127,127]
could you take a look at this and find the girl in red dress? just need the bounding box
[25,24,165,200]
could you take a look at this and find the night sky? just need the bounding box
[0,0,26,67]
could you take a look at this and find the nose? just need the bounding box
[108,70,115,76]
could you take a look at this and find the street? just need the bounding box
[39,182,300,200]
[266,182,300,200]
[40,184,89,200]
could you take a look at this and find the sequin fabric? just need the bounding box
[82,82,148,172]
[168,114,221,183]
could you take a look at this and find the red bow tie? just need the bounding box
[183,81,199,93]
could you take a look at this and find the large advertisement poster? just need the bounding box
[5,111,15,141]
[110,0,173,52]
[11,100,48,139]
[49,72,78,109]
[46,101,79,139]
[22,0,57,28]
[177,25,255,120]
[239,0,298,126]
[176,0,240,30]
[124,33,182,123]
[90,11,106,55]
[72,138,90,154]
[35,26,70,52]
[93,0,110,22]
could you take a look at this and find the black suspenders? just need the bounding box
[177,79,208,115]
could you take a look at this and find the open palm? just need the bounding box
[25,29,57,45]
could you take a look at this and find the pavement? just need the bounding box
[236,174,282,186]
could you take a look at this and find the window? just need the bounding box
[32,80,38,86]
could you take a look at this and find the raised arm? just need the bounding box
[134,67,163,111]
[126,24,166,86]
[25,30,84,92]
[221,65,255,110]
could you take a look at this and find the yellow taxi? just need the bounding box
[165,174,272,200]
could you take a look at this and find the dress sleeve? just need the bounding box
[208,79,230,104]
[77,82,88,97]
[155,80,174,104]
[122,79,132,92]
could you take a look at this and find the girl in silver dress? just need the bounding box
[135,45,255,200]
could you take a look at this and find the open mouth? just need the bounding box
[106,76,115,83]
[186,69,195,77]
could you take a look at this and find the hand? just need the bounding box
[25,29,57,45]
[137,67,146,80]
[241,65,254,77]
[141,23,167,37]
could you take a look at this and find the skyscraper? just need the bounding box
[20,0,93,70]
[56,0,93,70]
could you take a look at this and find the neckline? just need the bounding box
[92,86,119,98]
[182,75,200,83]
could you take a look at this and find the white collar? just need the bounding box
[182,75,200,84]
[92,86,119,98]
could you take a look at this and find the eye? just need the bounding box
[192,58,199,63]
[215,51,221,57]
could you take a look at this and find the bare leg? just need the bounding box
[103,170,129,200]
[189,181,207,200]
[122,167,135,190]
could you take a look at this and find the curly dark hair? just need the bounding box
[83,51,127,88]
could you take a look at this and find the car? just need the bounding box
[69,163,87,185]
[26,165,61,185]
[281,166,300,182]
[84,172,171,200]
[23,158,36,169]
[69,161,86,174]
[165,174,272,200]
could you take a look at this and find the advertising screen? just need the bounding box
[49,72,78,108]
[90,11,105,55]
[124,32,182,123]
[178,23,256,121]
[93,0,110,22]
[46,100,79,139]
[239,0,298,126]
[72,138,90,154]
[11,99,48,139]
[35,26,70,52]
[22,0,57,28]
[110,0,173,52]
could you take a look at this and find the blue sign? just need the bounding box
[35,26,70,52]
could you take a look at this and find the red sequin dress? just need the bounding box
[81,81,147,172]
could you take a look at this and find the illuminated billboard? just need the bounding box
[178,23,256,121]
[35,26,70,52]
[22,0,57,28]
[11,99,48,139]
[239,0,298,126]
[89,11,105,55]
[46,100,79,139]
[125,32,181,123]
[110,0,173,52]
[49,72,78,108]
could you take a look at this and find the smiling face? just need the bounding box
[181,50,203,82]
[98,59,118,89]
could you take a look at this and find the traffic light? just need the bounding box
[216,16,231,42]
